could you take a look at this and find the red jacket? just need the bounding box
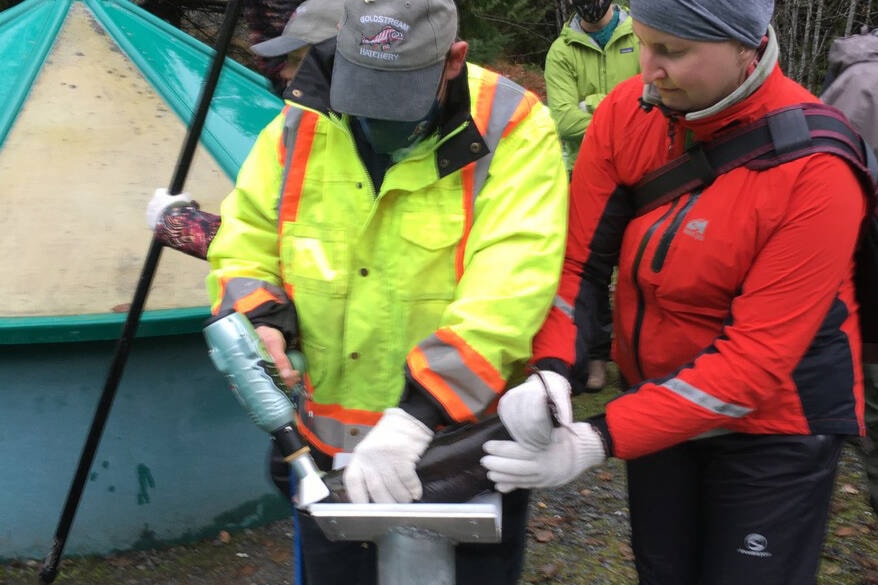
[534,64,867,459]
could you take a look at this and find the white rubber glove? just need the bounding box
[481,422,606,492]
[578,93,607,114]
[497,371,573,451]
[343,408,434,503]
[147,187,193,229]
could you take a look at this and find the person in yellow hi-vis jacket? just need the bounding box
[180,0,566,583]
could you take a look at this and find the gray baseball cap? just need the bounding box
[250,0,345,57]
[330,0,458,121]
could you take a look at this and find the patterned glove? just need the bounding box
[343,408,434,503]
[481,422,606,492]
[497,371,573,451]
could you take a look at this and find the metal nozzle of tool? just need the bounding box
[203,310,329,507]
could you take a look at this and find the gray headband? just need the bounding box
[629,0,773,48]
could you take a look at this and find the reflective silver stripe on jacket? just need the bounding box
[553,295,574,320]
[305,413,374,453]
[416,333,497,415]
[472,75,527,197]
[661,377,752,418]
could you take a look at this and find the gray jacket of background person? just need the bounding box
[821,27,878,515]
[822,29,878,154]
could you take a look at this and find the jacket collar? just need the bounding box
[282,37,336,113]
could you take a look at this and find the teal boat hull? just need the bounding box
[0,0,290,560]
[0,336,289,560]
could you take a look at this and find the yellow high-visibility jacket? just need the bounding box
[207,46,567,457]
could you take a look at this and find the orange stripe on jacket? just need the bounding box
[211,279,229,314]
[408,345,474,422]
[295,403,384,456]
[502,91,540,138]
[303,400,384,426]
[295,415,341,456]
[455,183,474,280]
[278,111,319,228]
[233,287,282,314]
[455,74,499,278]
[409,328,505,422]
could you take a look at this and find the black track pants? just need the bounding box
[626,433,843,585]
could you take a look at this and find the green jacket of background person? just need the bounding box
[545,3,640,171]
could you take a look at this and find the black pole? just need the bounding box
[38,1,245,582]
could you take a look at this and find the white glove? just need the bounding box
[481,422,606,492]
[343,408,434,503]
[578,94,606,114]
[497,371,573,451]
[147,187,193,229]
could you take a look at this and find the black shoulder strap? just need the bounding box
[631,102,876,217]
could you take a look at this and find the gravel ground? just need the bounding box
[1,463,634,585]
[3,391,876,585]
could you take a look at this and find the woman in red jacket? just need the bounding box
[481,1,869,583]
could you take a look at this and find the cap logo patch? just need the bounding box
[359,15,409,60]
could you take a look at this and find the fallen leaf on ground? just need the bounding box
[269,548,291,564]
[538,562,560,578]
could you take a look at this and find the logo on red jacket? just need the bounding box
[683,218,708,241]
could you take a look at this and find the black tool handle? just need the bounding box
[38,2,245,582]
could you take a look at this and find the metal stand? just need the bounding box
[307,493,502,585]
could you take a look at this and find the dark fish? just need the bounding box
[319,415,511,503]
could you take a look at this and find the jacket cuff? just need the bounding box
[586,413,614,458]
[246,302,299,347]
[534,357,571,378]
[399,367,453,429]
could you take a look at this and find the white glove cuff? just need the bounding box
[379,407,434,448]
[536,370,569,392]
[569,422,607,468]
[147,188,193,228]
[533,370,573,425]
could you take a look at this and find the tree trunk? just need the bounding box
[784,0,801,77]
[552,0,566,33]
[844,0,859,36]
[806,0,827,90]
